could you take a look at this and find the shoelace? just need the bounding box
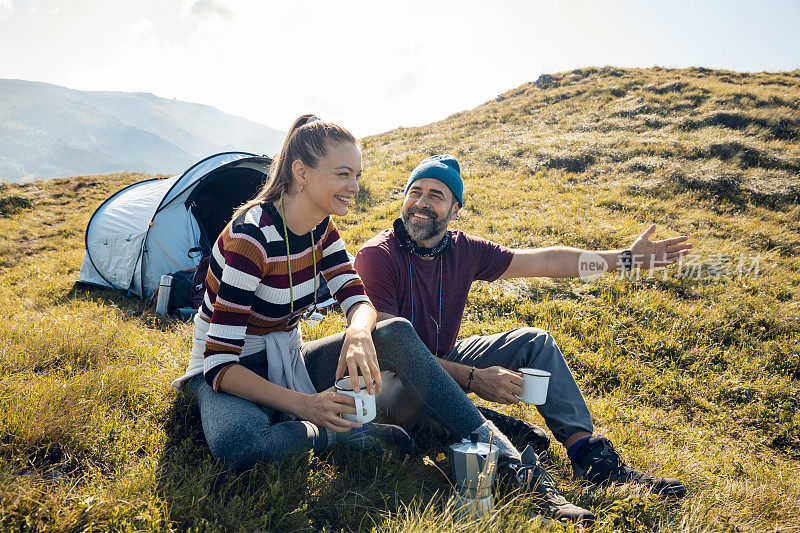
[517,462,559,495]
[598,441,655,483]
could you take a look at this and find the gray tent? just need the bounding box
[78,152,271,299]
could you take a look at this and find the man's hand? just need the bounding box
[629,224,693,269]
[471,366,523,404]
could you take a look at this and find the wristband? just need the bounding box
[620,250,633,271]
[467,366,476,392]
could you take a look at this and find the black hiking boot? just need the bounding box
[570,436,686,498]
[477,406,550,458]
[341,423,415,459]
[497,456,595,526]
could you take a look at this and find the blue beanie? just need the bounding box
[405,154,464,206]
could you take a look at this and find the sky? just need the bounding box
[1,0,799,137]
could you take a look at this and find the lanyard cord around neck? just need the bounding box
[280,197,317,317]
[407,253,443,355]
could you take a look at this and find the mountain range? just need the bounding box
[0,79,285,183]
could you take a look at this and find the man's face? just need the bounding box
[401,177,460,243]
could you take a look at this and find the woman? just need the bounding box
[171,115,518,471]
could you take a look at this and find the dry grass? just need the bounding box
[1,66,800,531]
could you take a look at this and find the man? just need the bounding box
[354,154,691,511]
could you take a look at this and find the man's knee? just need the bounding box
[512,327,568,368]
[516,326,551,343]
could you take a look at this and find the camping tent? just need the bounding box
[78,152,272,300]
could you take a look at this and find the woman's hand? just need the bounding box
[298,387,364,433]
[336,302,381,394]
[218,365,361,431]
[335,326,382,394]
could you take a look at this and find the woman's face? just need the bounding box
[300,141,362,217]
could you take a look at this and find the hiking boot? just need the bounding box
[571,436,686,498]
[497,456,595,526]
[341,422,415,458]
[477,406,551,458]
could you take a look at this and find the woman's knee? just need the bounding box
[373,317,414,341]
[372,317,435,369]
[375,316,414,336]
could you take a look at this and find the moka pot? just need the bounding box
[448,431,499,515]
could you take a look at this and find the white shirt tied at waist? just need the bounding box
[171,313,317,398]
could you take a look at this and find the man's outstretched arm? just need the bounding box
[499,224,693,279]
[376,311,523,404]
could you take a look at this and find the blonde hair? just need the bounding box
[233,114,357,218]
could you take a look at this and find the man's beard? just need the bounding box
[402,206,451,243]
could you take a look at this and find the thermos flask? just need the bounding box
[155,274,173,316]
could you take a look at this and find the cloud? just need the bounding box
[190,0,233,20]
[129,16,156,39]
[385,71,424,99]
[0,0,13,18]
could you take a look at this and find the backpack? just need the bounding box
[152,247,210,316]
[167,269,197,311]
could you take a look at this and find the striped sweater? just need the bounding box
[199,201,371,387]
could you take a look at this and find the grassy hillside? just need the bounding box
[2,66,799,531]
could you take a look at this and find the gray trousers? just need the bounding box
[185,318,487,469]
[377,327,594,444]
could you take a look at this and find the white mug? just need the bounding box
[517,368,550,405]
[334,375,377,423]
